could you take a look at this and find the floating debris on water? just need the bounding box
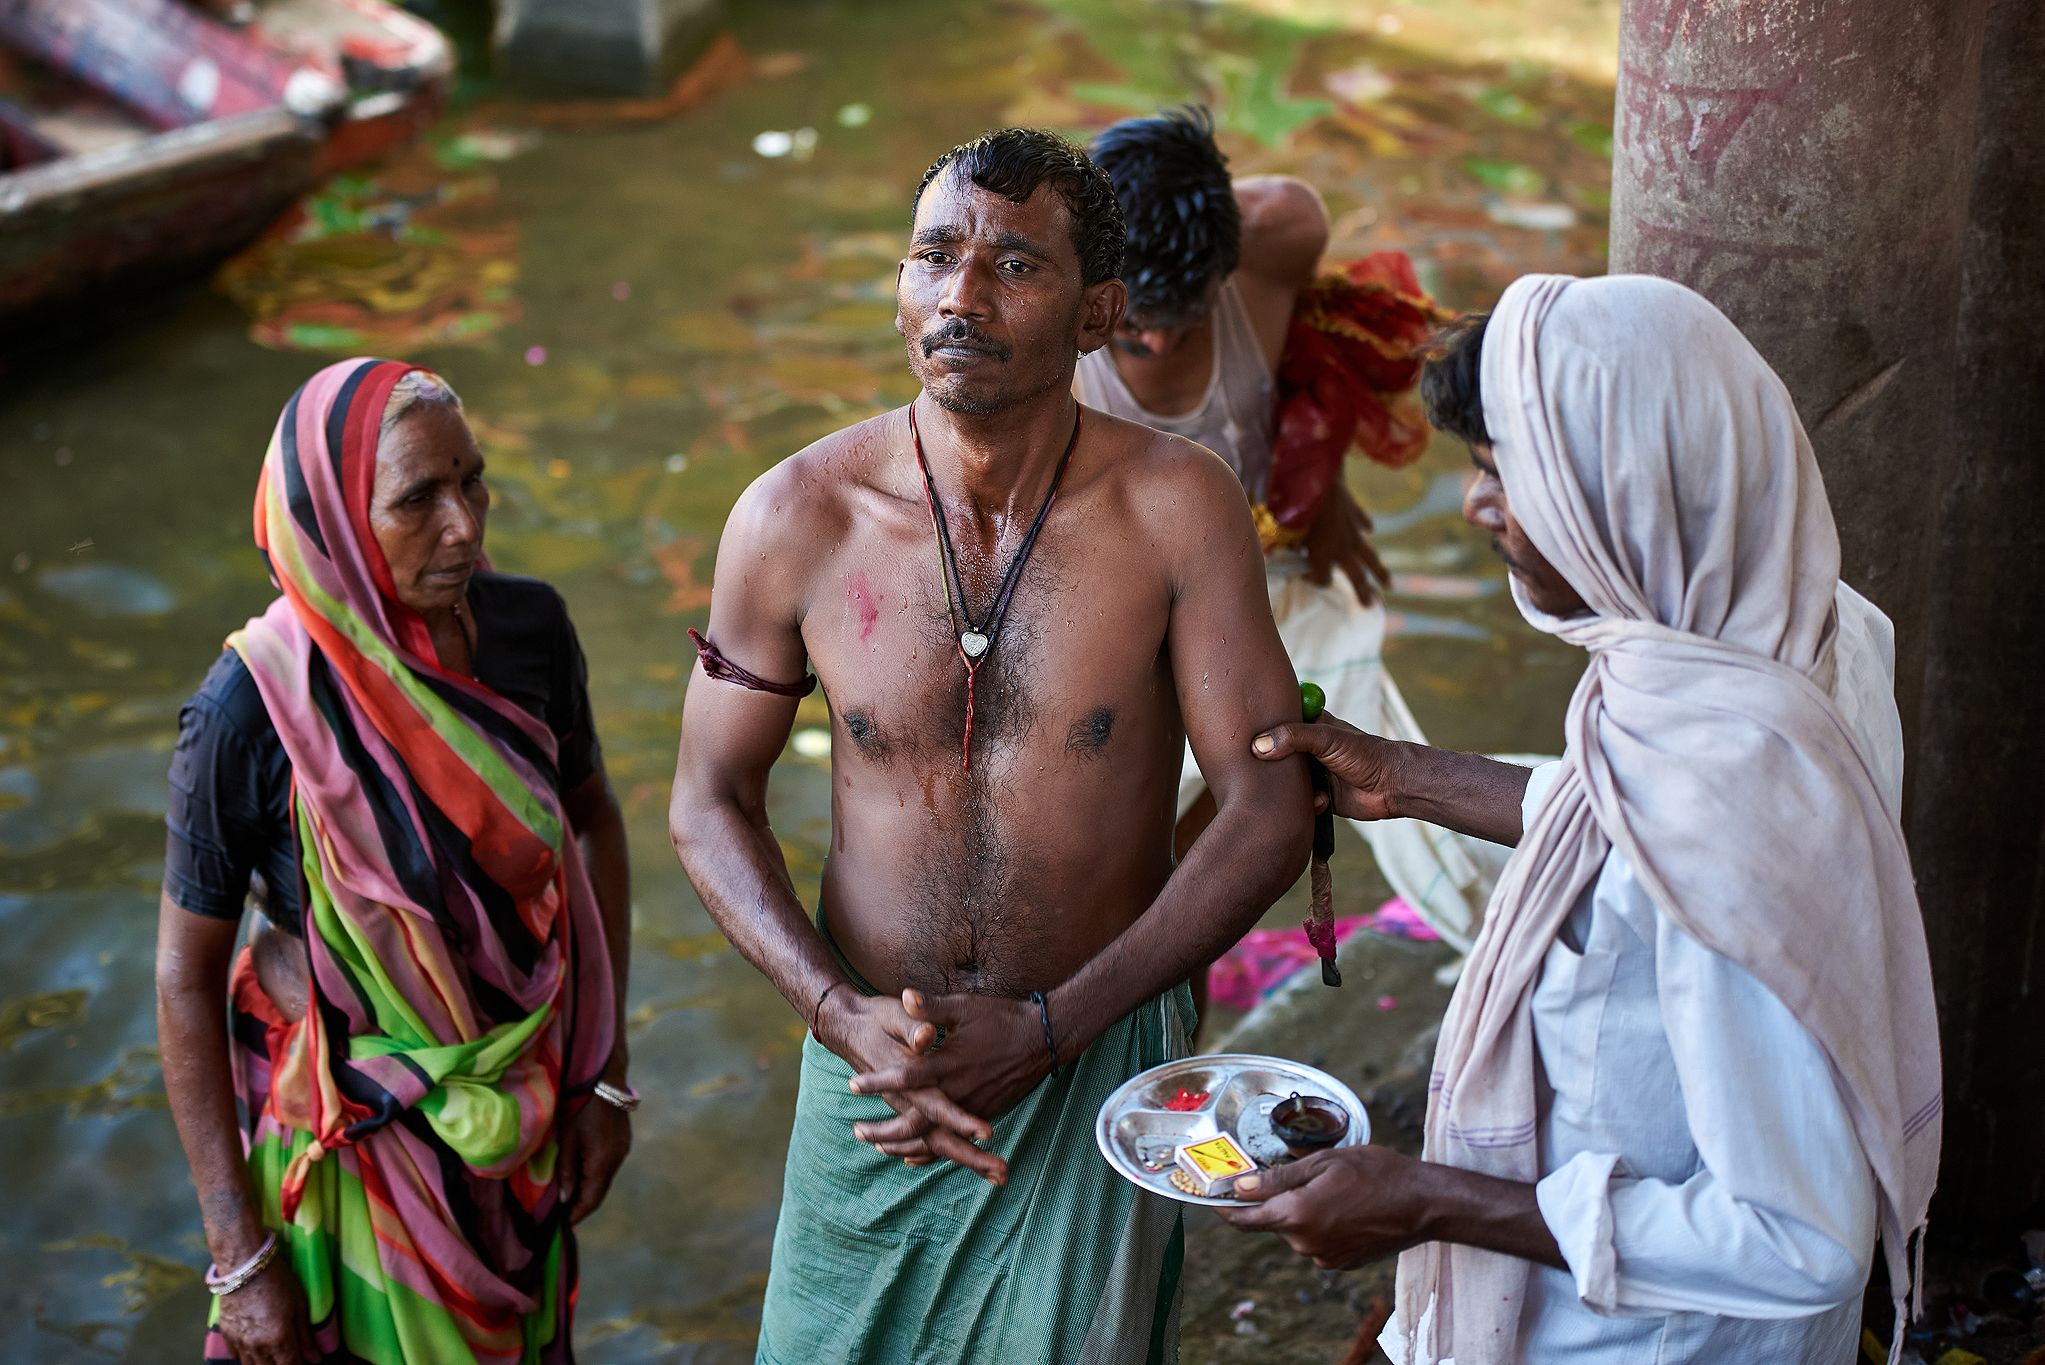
[752,127,819,160]
[35,565,174,618]
[0,989,87,1050]
[438,128,539,165]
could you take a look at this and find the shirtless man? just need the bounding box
[1083,107,1505,956]
[668,129,1310,1363]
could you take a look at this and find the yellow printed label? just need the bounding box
[1180,1134,1254,1179]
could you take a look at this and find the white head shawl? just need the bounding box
[1396,274,1941,1364]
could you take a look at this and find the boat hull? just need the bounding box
[0,106,319,335]
[0,0,450,336]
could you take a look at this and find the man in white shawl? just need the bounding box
[1221,273,1942,1365]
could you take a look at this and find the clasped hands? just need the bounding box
[819,987,1053,1185]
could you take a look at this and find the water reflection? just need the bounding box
[0,0,1612,1358]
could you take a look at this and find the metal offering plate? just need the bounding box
[1094,1053,1370,1208]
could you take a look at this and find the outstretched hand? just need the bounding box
[844,990,1053,1170]
[818,988,1011,1184]
[1217,1145,1429,1269]
[1251,711,1404,822]
[1221,1145,1563,1273]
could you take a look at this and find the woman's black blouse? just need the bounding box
[163,572,602,934]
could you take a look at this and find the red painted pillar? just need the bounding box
[1609,0,1985,732]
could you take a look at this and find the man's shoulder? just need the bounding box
[1084,407,1249,515]
[726,408,902,548]
[1233,175,1329,289]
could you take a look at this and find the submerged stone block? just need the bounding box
[494,0,723,97]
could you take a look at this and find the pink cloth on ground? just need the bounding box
[1207,899,1437,1012]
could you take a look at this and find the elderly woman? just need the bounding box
[156,359,633,1365]
[1225,277,1940,1365]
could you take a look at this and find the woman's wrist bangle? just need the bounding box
[593,1080,640,1113]
[1030,990,1060,1079]
[206,1231,279,1296]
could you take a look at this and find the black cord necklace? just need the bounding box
[910,398,1082,771]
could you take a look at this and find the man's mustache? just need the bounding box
[920,320,1012,361]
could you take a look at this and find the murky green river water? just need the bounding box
[0,1,1614,1358]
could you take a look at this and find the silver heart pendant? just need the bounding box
[960,630,989,660]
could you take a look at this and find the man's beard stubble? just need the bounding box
[912,319,1057,416]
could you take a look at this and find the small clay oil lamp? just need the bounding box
[1270,1093,1350,1157]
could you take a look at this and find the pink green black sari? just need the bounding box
[205,358,614,1363]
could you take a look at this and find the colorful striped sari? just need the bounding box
[207,358,614,1364]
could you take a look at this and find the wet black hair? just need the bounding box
[1420,312,1492,446]
[914,128,1126,287]
[1088,106,1240,322]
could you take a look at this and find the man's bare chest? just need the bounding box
[800,528,1170,772]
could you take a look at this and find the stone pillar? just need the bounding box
[1611,0,2045,1232]
[1904,0,2045,1229]
[494,0,722,97]
[1608,0,1986,736]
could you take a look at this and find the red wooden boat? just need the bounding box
[0,0,450,336]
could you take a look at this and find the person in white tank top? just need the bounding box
[1084,108,1516,978]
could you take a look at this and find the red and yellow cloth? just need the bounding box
[1257,252,1448,548]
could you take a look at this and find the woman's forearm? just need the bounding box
[154,894,269,1266]
[1391,743,1533,847]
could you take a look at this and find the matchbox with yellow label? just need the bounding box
[1174,1133,1258,1197]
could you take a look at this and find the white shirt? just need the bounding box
[1384,594,1900,1364]
[1516,755,1874,1363]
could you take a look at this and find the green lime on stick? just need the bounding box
[1299,680,1326,722]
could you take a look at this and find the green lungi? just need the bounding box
[756,985,1194,1365]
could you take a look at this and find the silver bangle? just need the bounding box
[593,1080,640,1113]
[206,1231,279,1296]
